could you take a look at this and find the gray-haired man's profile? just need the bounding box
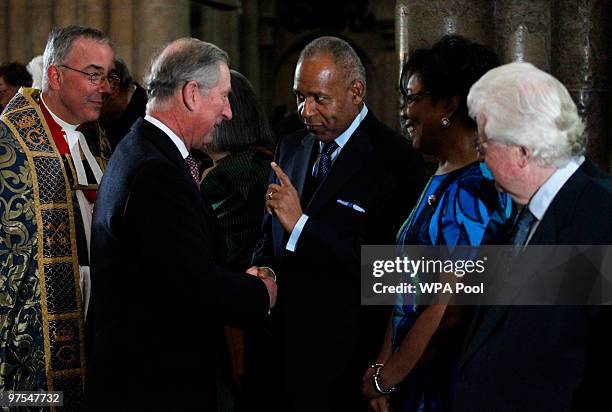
[86,38,276,411]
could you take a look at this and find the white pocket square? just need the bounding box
[336,199,366,213]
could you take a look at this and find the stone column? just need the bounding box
[395,0,495,107]
[8,0,30,62]
[109,0,135,72]
[395,0,494,56]
[0,0,8,62]
[81,0,109,32]
[552,0,610,170]
[493,0,551,70]
[31,0,54,57]
[133,0,189,82]
[240,0,260,92]
[54,0,80,27]
[198,5,240,68]
[395,1,409,80]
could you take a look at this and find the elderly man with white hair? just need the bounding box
[454,62,612,411]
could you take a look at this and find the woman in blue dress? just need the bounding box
[363,35,515,411]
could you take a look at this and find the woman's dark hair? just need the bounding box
[400,35,499,129]
[111,57,134,92]
[211,70,275,153]
[0,61,33,87]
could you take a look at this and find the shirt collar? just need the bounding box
[40,95,80,132]
[144,114,189,159]
[528,156,585,220]
[321,104,368,150]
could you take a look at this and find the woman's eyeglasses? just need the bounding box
[401,91,431,106]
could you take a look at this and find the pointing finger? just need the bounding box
[271,162,292,187]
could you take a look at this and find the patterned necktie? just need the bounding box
[317,141,339,181]
[184,154,200,186]
[510,207,537,246]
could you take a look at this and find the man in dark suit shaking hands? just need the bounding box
[86,38,276,411]
[253,36,424,411]
[455,62,612,411]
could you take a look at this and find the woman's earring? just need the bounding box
[441,117,451,128]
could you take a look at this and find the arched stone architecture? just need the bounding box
[0,0,608,168]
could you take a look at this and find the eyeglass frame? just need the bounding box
[59,64,120,87]
[475,138,510,157]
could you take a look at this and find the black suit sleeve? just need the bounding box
[126,160,269,327]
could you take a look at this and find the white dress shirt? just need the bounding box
[286,104,369,252]
[524,155,585,244]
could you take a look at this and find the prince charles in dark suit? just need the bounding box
[252,36,424,411]
[86,39,276,411]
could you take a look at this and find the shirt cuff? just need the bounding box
[285,214,309,252]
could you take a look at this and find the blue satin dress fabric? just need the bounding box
[391,162,515,411]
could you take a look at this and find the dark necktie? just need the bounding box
[184,154,200,186]
[317,141,339,181]
[510,207,537,246]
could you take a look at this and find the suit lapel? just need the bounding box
[136,118,188,170]
[460,162,592,370]
[305,123,371,216]
[292,134,315,201]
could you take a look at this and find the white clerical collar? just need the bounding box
[528,155,585,220]
[144,114,189,159]
[41,95,80,131]
[322,104,368,151]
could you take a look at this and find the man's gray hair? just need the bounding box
[42,25,112,91]
[298,36,367,94]
[468,62,585,168]
[144,38,228,112]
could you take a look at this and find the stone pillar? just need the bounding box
[198,5,240,68]
[395,0,495,136]
[395,1,409,79]
[54,0,80,27]
[552,0,610,170]
[133,0,189,82]
[258,0,276,114]
[31,0,54,57]
[81,0,109,32]
[0,0,8,62]
[395,0,494,56]
[493,0,551,70]
[8,0,30,62]
[241,0,260,92]
[109,0,135,72]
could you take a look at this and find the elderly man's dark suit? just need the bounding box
[86,118,270,411]
[253,110,424,411]
[455,159,612,411]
